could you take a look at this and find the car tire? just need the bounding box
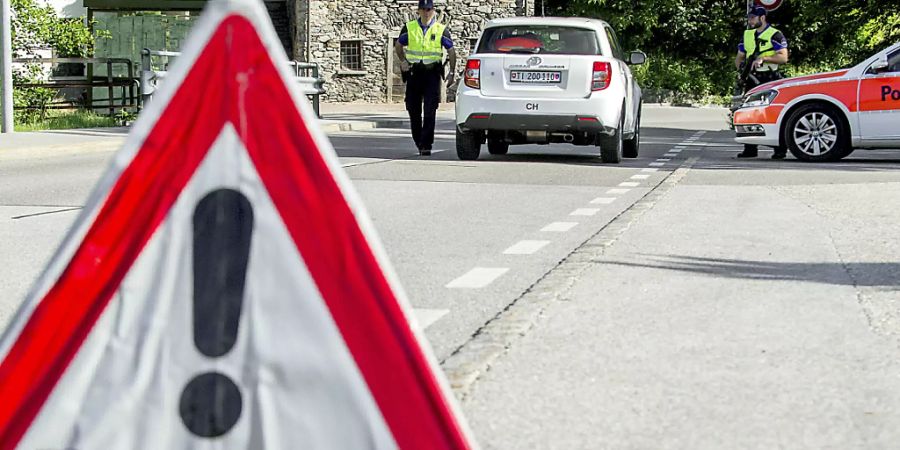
[487,139,509,155]
[623,106,641,158]
[784,103,850,162]
[598,113,624,164]
[457,128,482,161]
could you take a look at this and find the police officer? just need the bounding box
[394,0,457,156]
[735,6,789,159]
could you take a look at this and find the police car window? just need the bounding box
[888,49,900,72]
[477,26,602,55]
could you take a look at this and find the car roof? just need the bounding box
[483,16,610,30]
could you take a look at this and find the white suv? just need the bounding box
[455,17,645,163]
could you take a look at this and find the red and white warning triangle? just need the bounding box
[0,0,475,448]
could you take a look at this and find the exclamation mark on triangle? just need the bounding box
[179,189,253,438]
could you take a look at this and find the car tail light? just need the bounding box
[592,61,612,91]
[465,59,481,89]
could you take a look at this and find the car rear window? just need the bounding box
[476,25,602,55]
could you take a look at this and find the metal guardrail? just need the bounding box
[12,57,139,116]
[140,48,326,117]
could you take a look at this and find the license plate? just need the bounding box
[510,71,562,84]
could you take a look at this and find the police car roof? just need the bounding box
[484,16,610,30]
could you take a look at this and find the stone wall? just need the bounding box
[305,0,534,103]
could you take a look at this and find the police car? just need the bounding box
[454,17,645,162]
[734,41,900,161]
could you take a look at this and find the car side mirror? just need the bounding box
[869,57,889,74]
[629,51,647,65]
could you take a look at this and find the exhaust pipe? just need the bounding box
[549,132,575,143]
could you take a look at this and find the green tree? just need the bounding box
[12,0,95,58]
[546,0,900,102]
[11,0,98,123]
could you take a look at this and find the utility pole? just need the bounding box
[1,0,14,133]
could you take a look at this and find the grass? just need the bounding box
[14,110,120,132]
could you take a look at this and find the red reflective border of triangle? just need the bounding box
[0,15,470,450]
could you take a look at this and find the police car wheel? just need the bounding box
[785,104,849,162]
[457,128,482,161]
[487,139,509,155]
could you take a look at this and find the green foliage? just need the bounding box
[11,0,95,58]
[546,0,900,103]
[11,69,56,124]
[114,108,137,126]
[11,0,102,125]
[14,110,119,132]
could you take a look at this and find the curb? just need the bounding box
[0,119,382,159]
[318,120,378,133]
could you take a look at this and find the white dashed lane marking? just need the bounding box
[607,188,631,194]
[411,308,449,330]
[630,174,650,180]
[503,240,551,255]
[446,267,509,289]
[541,222,578,232]
[649,162,665,167]
[590,197,616,204]
[570,208,601,216]
[641,168,659,173]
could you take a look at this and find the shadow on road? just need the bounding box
[606,254,900,288]
[690,130,900,173]
[692,153,900,173]
[38,128,130,137]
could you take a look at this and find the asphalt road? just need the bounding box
[0,107,723,360]
[4,105,900,447]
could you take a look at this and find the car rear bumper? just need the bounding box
[454,86,624,135]
[460,112,616,135]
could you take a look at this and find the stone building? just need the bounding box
[48,0,535,102]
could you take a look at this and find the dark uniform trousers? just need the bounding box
[405,64,442,149]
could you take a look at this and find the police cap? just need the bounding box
[748,6,767,17]
[418,0,434,9]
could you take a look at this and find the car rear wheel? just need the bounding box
[487,139,509,155]
[457,128,482,161]
[623,106,641,158]
[598,114,624,164]
[784,104,850,162]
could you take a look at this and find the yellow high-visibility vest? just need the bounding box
[744,26,781,72]
[406,19,445,65]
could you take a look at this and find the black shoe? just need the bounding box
[736,151,758,158]
[771,152,786,160]
[419,146,431,156]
